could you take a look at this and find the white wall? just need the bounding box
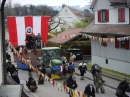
[91,34,130,74]
[95,7,129,24]
[93,0,114,11]
[51,6,81,32]
[91,35,130,62]
[92,55,130,75]
[0,11,3,85]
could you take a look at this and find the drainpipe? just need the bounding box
[125,4,130,24]
[1,0,7,84]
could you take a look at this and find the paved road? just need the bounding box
[7,46,117,97]
[17,69,116,97]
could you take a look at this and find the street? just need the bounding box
[18,69,116,97]
[7,47,117,97]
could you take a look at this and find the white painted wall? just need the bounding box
[0,10,3,85]
[93,0,114,11]
[51,6,81,32]
[95,7,129,24]
[91,34,130,74]
[92,55,130,75]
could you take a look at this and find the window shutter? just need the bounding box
[115,36,119,48]
[125,39,129,50]
[118,9,122,22]
[105,10,109,22]
[101,35,107,47]
[121,8,125,22]
[98,10,101,22]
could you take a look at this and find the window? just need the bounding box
[106,59,108,64]
[115,36,129,50]
[118,8,125,22]
[101,35,107,47]
[98,10,109,22]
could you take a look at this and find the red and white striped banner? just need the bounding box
[7,16,49,46]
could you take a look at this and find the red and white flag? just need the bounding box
[7,16,49,46]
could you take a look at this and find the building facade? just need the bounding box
[50,5,81,32]
[82,0,130,74]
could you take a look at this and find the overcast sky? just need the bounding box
[11,0,90,7]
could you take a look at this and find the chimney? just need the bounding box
[62,3,65,9]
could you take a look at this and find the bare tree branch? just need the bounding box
[49,16,65,32]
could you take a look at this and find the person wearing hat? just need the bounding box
[78,61,87,80]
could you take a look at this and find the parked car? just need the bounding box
[67,48,83,60]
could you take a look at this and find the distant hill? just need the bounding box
[50,5,91,11]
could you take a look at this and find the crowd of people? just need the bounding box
[61,52,130,97]
[25,33,42,49]
[5,45,130,97]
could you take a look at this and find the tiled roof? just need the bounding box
[48,28,84,44]
[72,10,83,15]
[81,21,130,35]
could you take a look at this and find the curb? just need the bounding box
[75,72,117,90]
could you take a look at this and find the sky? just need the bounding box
[11,0,90,7]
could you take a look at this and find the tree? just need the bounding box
[86,0,93,4]
[4,0,15,18]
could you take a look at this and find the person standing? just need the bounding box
[66,70,78,97]
[61,55,67,65]
[84,84,95,97]
[116,80,129,97]
[69,53,76,63]
[78,61,87,80]
[32,34,37,48]
[25,35,33,49]
[36,33,42,49]
[94,65,105,93]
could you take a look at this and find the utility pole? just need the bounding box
[1,0,7,84]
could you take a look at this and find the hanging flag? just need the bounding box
[7,16,49,46]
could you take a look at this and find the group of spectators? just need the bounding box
[6,51,20,84]
[25,33,42,49]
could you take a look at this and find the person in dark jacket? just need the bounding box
[11,71,20,84]
[26,76,37,92]
[25,35,33,49]
[7,62,16,76]
[38,64,46,79]
[84,84,95,97]
[116,80,129,97]
[66,70,78,97]
[6,52,11,61]
[32,34,37,47]
[78,61,87,80]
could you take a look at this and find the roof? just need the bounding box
[48,28,84,44]
[90,0,97,9]
[41,47,60,50]
[72,10,83,15]
[55,5,81,21]
[90,0,129,9]
[81,21,130,35]
[109,0,127,3]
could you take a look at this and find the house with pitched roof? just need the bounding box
[50,5,82,32]
[81,0,130,74]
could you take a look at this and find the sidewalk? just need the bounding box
[75,65,120,90]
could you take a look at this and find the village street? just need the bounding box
[18,69,117,97]
[7,47,118,97]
